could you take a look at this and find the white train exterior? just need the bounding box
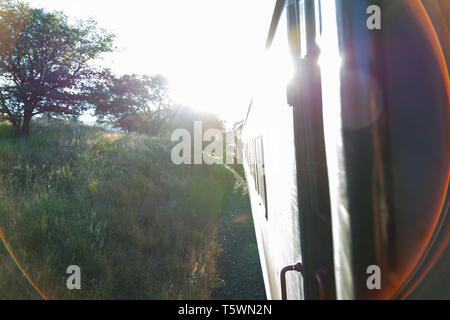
[242,0,450,300]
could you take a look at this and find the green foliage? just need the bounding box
[92,72,225,138]
[0,0,115,136]
[93,73,173,136]
[0,121,236,299]
[0,1,224,140]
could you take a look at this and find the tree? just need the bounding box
[0,0,115,136]
[94,73,174,135]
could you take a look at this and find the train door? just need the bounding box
[285,0,337,300]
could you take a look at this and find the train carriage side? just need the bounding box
[243,0,450,300]
[242,0,336,300]
[241,13,303,298]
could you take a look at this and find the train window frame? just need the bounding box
[244,136,268,220]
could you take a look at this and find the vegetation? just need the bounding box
[0,0,223,139]
[0,0,264,300]
[0,120,237,299]
[0,0,114,137]
[93,73,173,135]
[213,172,266,300]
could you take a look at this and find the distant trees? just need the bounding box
[0,0,114,136]
[93,73,174,135]
[93,73,225,137]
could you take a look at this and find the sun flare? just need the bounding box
[28,0,276,124]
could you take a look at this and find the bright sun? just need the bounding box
[28,0,276,124]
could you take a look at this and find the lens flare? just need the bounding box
[387,0,450,300]
[0,228,47,300]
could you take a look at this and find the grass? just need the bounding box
[212,169,266,300]
[0,119,237,300]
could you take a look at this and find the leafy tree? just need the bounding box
[0,0,115,136]
[94,73,174,135]
[93,73,150,130]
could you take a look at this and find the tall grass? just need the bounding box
[0,120,235,299]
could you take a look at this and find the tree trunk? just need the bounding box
[20,113,32,137]
[10,119,21,137]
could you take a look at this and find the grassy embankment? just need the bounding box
[0,120,238,299]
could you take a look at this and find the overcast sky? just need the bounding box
[28,0,276,124]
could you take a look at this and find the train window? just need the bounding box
[245,136,268,220]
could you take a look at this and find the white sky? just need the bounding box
[28,0,276,124]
